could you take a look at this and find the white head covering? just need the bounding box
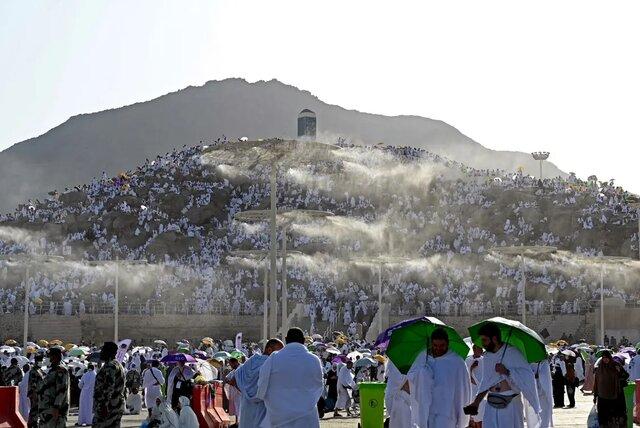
[178,396,199,428]
[156,398,179,428]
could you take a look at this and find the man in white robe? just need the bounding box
[78,364,97,426]
[466,345,485,427]
[628,353,640,381]
[385,359,416,428]
[224,358,242,420]
[335,360,356,417]
[465,322,542,428]
[142,360,165,417]
[257,327,324,428]
[408,327,471,428]
[18,364,30,419]
[233,338,284,428]
[526,360,554,427]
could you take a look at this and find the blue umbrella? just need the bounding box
[161,353,196,364]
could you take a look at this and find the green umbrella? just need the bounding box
[214,351,231,360]
[595,348,612,358]
[68,348,87,357]
[376,316,468,375]
[468,317,546,363]
[230,350,245,360]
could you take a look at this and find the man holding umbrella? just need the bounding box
[408,327,471,428]
[465,322,542,427]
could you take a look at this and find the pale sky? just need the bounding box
[1,1,639,192]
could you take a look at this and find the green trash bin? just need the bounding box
[358,382,386,428]
[624,381,635,428]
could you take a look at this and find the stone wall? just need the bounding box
[0,308,635,345]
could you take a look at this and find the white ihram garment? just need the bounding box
[336,365,356,410]
[525,361,554,428]
[142,367,165,409]
[409,350,471,428]
[385,360,417,428]
[477,345,541,428]
[78,369,96,425]
[256,343,324,428]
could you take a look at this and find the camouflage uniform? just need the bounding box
[28,362,45,427]
[38,363,69,428]
[93,359,126,428]
[3,364,24,386]
[125,368,141,392]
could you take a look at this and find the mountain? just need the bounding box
[0,78,565,212]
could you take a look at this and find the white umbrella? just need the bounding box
[346,351,362,362]
[0,346,16,354]
[325,348,340,355]
[561,349,576,358]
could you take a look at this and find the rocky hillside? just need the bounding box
[0,140,636,314]
[0,78,566,212]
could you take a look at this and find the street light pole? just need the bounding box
[282,228,288,334]
[114,257,119,342]
[600,265,605,345]
[263,261,268,342]
[531,152,550,179]
[23,266,30,348]
[520,254,526,325]
[269,167,278,338]
[378,263,383,335]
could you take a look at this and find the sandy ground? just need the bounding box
[65,390,599,427]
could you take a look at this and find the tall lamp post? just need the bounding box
[349,256,410,336]
[629,202,640,261]
[208,139,339,338]
[234,208,333,336]
[0,254,64,348]
[87,258,147,342]
[228,249,301,341]
[489,246,557,324]
[581,256,631,345]
[531,152,550,179]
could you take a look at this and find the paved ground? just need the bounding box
[66,391,596,427]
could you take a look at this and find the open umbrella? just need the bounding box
[468,317,546,364]
[561,349,576,358]
[4,339,18,346]
[69,348,87,357]
[201,337,214,346]
[331,355,348,364]
[0,345,16,354]
[375,316,467,374]
[230,350,245,360]
[325,347,340,355]
[37,339,49,348]
[153,340,167,347]
[161,353,197,364]
[354,357,376,369]
[213,351,231,360]
[49,339,63,346]
[373,354,386,364]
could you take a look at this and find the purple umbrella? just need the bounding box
[620,347,637,357]
[331,355,348,364]
[192,350,208,360]
[161,353,197,364]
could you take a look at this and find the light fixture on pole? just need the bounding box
[629,202,640,261]
[489,246,557,324]
[349,255,410,336]
[208,139,339,338]
[227,249,302,341]
[0,254,65,348]
[234,208,333,335]
[580,255,631,345]
[86,258,147,342]
[531,152,550,179]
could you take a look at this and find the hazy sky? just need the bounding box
[1,1,639,192]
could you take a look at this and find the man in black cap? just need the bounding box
[39,347,69,427]
[93,341,126,427]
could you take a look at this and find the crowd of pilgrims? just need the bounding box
[1,325,639,427]
[0,140,638,326]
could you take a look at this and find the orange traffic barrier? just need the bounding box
[209,381,230,428]
[0,386,27,427]
[192,385,216,428]
[635,379,640,424]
